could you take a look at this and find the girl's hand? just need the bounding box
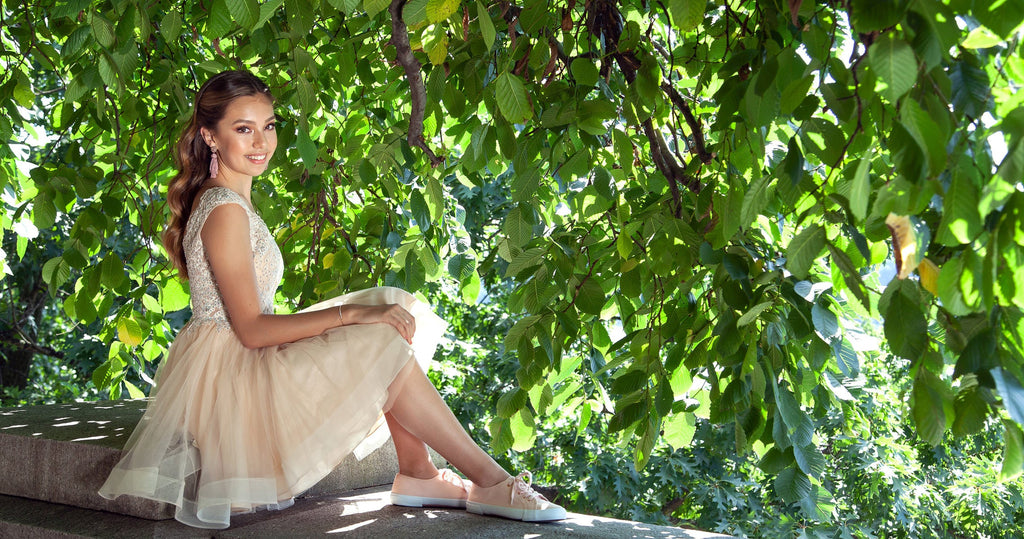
[341,304,415,343]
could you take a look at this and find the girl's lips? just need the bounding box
[246,154,268,163]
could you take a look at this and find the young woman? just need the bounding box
[98,70,565,529]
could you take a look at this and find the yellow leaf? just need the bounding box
[117,317,143,347]
[918,258,939,295]
[886,213,917,279]
[324,252,335,269]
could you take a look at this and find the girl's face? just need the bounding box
[201,95,277,180]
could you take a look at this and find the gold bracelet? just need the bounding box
[337,305,344,325]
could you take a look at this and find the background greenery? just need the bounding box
[3,0,1024,535]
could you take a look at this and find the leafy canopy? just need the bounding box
[3,0,1024,518]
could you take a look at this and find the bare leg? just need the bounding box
[386,362,510,488]
[386,412,439,479]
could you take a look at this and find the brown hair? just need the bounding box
[162,70,274,280]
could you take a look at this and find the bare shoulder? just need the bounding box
[201,202,251,246]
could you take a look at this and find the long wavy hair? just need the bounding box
[163,70,274,280]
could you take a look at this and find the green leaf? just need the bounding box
[510,408,537,452]
[502,206,532,247]
[489,416,513,453]
[811,303,840,344]
[91,12,115,48]
[962,26,1004,49]
[410,189,431,231]
[570,58,600,87]
[850,0,908,33]
[365,0,390,17]
[426,0,459,23]
[900,99,946,176]
[100,254,125,289]
[41,256,71,293]
[829,338,857,378]
[786,224,826,279]
[476,0,495,51]
[937,173,982,245]
[206,0,234,38]
[226,0,259,28]
[758,447,793,474]
[1001,420,1024,482]
[575,277,606,315]
[993,367,1024,429]
[884,290,928,360]
[669,0,705,33]
[661,407,695,449]
[497,387,528,418]
[869,33,918,103]
[850,154,871,222]
[635,414,659,470]
[737,301,772,327]
[950,60,989,119]
[953,384,989,436]
[124,380,145,399]
[793,443,825,479]
[740,175,771,229]
[775,386,804,432]
[494,72,533,124]
[447,253,475,281]
[160,10,183,43]
[912,369,953,446]
[775,466,811,505]
[160,278,190,312]
[296,125,317,171]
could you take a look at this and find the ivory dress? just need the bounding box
[98,187,447,529]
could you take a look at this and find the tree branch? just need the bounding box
[660,82,714,165]
[0,339,65,360]
[388,0,444,167]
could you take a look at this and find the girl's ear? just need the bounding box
[199,127,215,148]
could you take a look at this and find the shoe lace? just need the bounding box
[510,471,547,506]
[438,469,464,487]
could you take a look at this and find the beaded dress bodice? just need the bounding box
[182,187,283,327]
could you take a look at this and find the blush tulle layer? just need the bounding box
[98,287,447,529]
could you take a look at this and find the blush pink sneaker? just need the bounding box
[466,471,567,522]
[390,469,469,508]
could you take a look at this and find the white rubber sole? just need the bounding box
[390,493,467,509]
[466,500,567,522]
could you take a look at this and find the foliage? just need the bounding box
[3,0,1024,528]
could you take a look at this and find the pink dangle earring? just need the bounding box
[209,147,219,179]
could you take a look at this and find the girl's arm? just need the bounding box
[201,203,415,349]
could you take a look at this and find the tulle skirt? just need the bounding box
[98,287,447,529]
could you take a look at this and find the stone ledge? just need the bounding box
[0,485,736,538]
[0,400,440,520]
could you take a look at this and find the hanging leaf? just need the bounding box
[669,0,705,33]
[786,224,826,279]
[774,465,811,504]
[494,72,533,124]
[884,289,928,360]
[869,33,918,103]
[912,369,953,446]
[476,0,495,51]
[1001,420,1024,482]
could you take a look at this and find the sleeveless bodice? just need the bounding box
[182,187,283,326]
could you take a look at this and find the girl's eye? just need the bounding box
[265,123,276,131]
[236,126,252,133]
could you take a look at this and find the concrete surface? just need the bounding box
[0,485,736,538]
[0,400,441,520]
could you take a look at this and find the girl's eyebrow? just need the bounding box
[231,116,276,125]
